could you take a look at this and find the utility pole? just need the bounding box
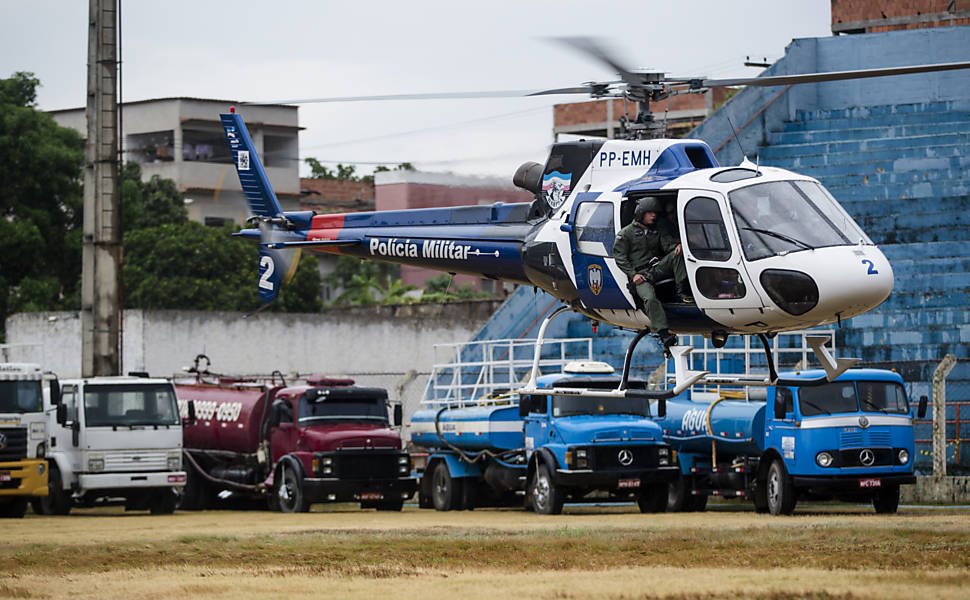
[81,0,121,376]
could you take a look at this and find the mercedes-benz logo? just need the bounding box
[858,415,870,429]
[860,448,875,466]
[0,433,6,450]
[617,449,634,466]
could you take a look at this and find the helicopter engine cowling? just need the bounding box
[513,161,543,194]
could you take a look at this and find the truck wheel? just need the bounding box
[0,499,27,518]
[276,463,309,513]
[872,484,900,514]
[766,459,796,516]
[530,463,563,515]
[637,483,668,513]
[431,461,461,511]
[37,465,71,516]
[150,488,178,515]
[753,480,769,514]
[667,476,690,512]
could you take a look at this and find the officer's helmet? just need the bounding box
[634,196,663,221]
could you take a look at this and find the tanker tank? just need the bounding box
[409,404,522,451]
[178,381,273,454]
[657,394,766,457]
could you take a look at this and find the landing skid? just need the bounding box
[516,307,707,418]
[516,308,862,409]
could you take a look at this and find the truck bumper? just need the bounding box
[79,471,186,490]
[791,474,916,490]
[554,465,680,488]
[302,476,418,504]
[0,459,48,498]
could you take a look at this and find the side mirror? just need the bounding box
[50,379,61,406]
[56,403,68,425]
[656,397,666,419]
[393,404,403,427]
[917,395,928,419]
[183,400,197,425]
[774,396,786,419]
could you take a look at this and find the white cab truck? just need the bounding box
[36,373,186,515]
[0,363,53,518]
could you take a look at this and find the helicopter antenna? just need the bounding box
[724,112,747,162]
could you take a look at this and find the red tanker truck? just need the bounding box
[175,365,416,512]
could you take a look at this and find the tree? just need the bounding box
[0,72,84,339]
[122,222,322,313]
[121,162,187,231]
[325,256,406,306]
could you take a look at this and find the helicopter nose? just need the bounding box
[818,247,894,319]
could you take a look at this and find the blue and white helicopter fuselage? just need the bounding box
[225,111,892,343]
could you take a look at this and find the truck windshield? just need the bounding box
[552,395,650,417]
[729,181,868,261]
[299,398,388,424]
[0,381,42,413]
[798,381,909,417]
[84,384,180,427]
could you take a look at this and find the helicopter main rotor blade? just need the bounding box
[701,60,970,88]
[551,36,646,87]
[247,90,550,105]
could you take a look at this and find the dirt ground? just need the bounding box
[3,502,969,599]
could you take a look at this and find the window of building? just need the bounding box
[182,128,234,164]
[126,130,175,163]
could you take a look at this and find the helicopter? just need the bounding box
[221,39,970,392]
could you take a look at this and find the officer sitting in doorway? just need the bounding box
[613,197,693,351]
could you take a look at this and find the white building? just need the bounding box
[50,98,301,227]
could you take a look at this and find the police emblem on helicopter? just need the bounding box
[541,171,570,210]
[588,264,603,295]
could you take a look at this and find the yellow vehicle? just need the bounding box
[0,363,54,518]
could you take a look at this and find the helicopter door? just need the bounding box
[567,194,633,309]
[677,190,765,312]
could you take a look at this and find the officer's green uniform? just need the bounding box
[613,210,688,331]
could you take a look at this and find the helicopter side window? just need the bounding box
[574,201,615,257]
[684,196,731,261]
[695,267,747,300]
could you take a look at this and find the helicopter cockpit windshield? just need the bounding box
[729,180,871,261]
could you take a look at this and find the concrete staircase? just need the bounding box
[760,100,970,474]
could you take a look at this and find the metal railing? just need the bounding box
[423,337,593,408]
[667,330,838,399]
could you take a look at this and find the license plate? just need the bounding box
[360,492,383,501]
[617,478,640,489]
[0,472,10,482]
[859,478,882,489]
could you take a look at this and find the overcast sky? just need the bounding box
[2,1,831,178]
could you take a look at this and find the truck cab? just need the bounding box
[758,368,917,514]
[38,374,186,515]
[0,363,53,518]
[522,365,678,514]
[264,382,416,512]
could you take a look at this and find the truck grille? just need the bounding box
[331,452,401,480]
[837,448,894,467]
[839,427,891,448]
[590,446,661,471]
[0,428,27,462]
[103,450,168,471]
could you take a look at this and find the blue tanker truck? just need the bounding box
[659,368,927,515]
[410,360,679,514]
